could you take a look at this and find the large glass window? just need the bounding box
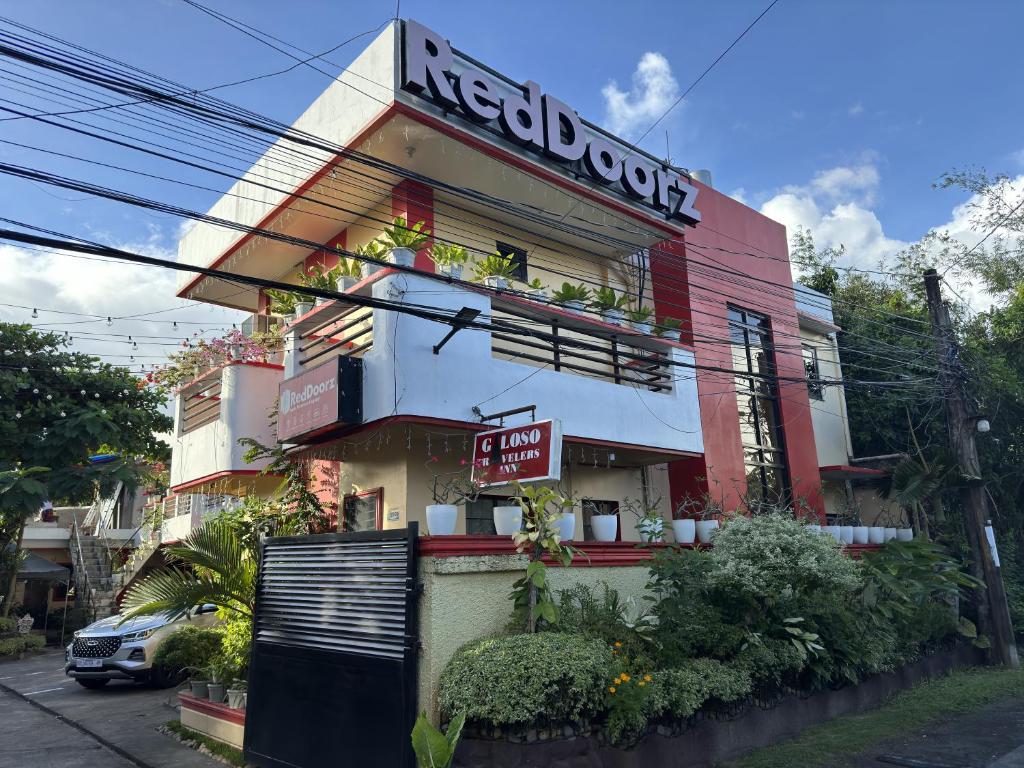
[729,307,789,507]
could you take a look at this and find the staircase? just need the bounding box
[70,525,120,621]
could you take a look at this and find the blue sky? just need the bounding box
[1,0,1022,363]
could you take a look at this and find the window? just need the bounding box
[728,307,789,507]
[802,344,825,400]
[463,494,512,535]
[496,241,528,282]
[582,499,620,541]
[341,489,382,532]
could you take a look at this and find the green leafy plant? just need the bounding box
[333,250,364,278]
[411,711,465,768]
[265,289,312,316]
[354,239,388,263]
[551,282,591,304]
[297,262,340,292]
[591,286,628,312]
[525,277,545,292]
[428,243,469,268]
[471,253,518,282]
[656,316,683,335]
[604,664,656,746]
[152,625,223,677]
[627,305,654,323]
[379,217,431,250]
[438,633,611,726]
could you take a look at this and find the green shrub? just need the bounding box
[438,633,611,726]
[553,582,656,665]
[220,616,252,681]
[0,633,44,656]
[0,617,15,634]
[153,625,223,675]
[649,658,752,720]
[734,637,807,686]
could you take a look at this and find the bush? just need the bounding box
[553,582,656,665]
[734,637,807,686]
[153,625,223,676]
[649,658,752,720]
[0,617,15,634]
[439,633,611,726]
[0,633,44,656]
[220,616,252,682]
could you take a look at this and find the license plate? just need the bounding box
[76,658,103,669]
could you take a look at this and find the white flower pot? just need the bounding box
[483,275,511,290]
[868,526,886,544]
[388,247,417,268]
[637,516,665,543]
[631,321,652,335]
[561,299,585,313]
[839,526,854,544]
[591,514,618,542]
[896,528,914,542]
[661,330,682,342]
[425,504,458,536]
[315,296,330,306]
[493,506,522,536]
[806,524,821,533]
[294,301,313,317]
[361,261,385,279]
[600,308,624,326]
[438,263,463,280]
[853,526,869,545]
[695,519,720,544]
[672,518,696,544]
[229,344,243,361]
[227,688,246,709]
[555,511,576,542]
[337,275,358,292]
[884,527,897,542]
[527,289,546,301]
[824,525,841,542]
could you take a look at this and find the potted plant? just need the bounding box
[824,524,841,542]
[379,216,430,268]
[671,496,700,544]
[226,680,247,709]
[884,526,898,542]
[868,525,885,544]
[189,674,210,699]
[694,502,721,544]
[625,497,665,543]
[656,316,683,342]
[471,253,518,290]
[493,498,523,536]
[356,240,389,279]
[426,465,481,536]
[627,305,655,334]
[266,289,297,322]
[429,243,469,279]
[524,277,546,300]
[554,491,577,542]
[551,282,591,313]
[206,657,230,704]
[591,285,629,325]
[299,262,342,306]
[896,528,914,541]
[585,498,618,542]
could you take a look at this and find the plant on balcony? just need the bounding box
[298,262,341,305]
[266,288,314,319]
[379,216,431,267]
[426,460,485,536]
[655,315,683,342]
[471,252,518,290]
[429,243,470,279]
[551,282,591,313]
[626,304,654,334]
[353,239,389,279]
[145,330,282,388]
[509,483,578,633]
[591,286,629,325]
[523,277,546,299]
[624,496,666,543]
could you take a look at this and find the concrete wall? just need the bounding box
[417,554,651,721]
[800,323,854,470]
[180,706,245,750]
[170,363,283,490]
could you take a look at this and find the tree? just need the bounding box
[0,323,171,613]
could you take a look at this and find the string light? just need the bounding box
[106,317,112,326]
[31,308,38,318]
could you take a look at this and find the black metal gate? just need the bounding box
[243,524,420,768]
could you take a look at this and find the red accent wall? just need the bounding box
[391,179,435,272]
[651,182,824,518]
[303,229,346,273]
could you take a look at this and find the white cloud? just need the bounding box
[601,52,679,138]
[0,240,244,379]
[848,102,864,116]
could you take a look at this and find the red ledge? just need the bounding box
[418,535,881,565]
[179,692,246,726]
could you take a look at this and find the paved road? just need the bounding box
[0,650,221,768]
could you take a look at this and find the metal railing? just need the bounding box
[69,515,97,623]
[181,376,222,434]
[296,302,373,368]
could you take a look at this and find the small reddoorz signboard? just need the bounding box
[471,419,562,487]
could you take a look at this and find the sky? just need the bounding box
[1,0,1023,369]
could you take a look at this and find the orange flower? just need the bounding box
[644,674,652,682]
[608,686,616,694]
[614,676,622,685]
[621,673,631,682]
[638,681,646,687]
[613,641,623,648]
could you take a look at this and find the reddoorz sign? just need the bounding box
[400,20,701,227]
[471,419,563,487]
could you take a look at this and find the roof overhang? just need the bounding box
[819,464,887,481]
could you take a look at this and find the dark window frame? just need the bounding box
[495,241,528,282]
[341,488,383,532]
[802,344,825,400]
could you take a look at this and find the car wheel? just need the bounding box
[149,664,184,689]
[76,678,110,690]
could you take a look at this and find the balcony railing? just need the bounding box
[293,301,373,369]
[181,376,222,435]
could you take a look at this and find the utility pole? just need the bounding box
[923,269,1018,667]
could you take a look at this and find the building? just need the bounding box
[168,19,888,539]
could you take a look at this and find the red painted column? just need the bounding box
[391,179,435,272]
[303,229,346,273]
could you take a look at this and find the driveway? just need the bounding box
[0,650,222,768]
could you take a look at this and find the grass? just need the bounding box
[726,666,1024,768]
[163,720,246,767]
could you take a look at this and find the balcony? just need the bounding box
[281,271,703,457]
[170,360,285,493]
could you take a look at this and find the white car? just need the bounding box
[64,605,220,689]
